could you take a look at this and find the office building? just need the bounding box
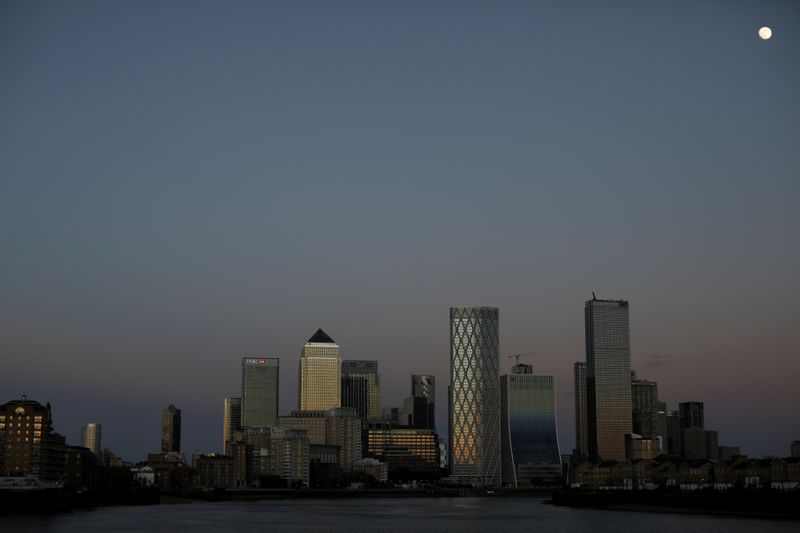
[585,296,632,462]
[706,430,719,461]
[277,407,361,472]
[366,427,439,477]
[242,358,279,428]
[277,411,327,445]
[573,362,588,459]
[64,445,97,492]
[682,428,709,460]
[624,434,662,461]
[412,375,435,403]
[341,360,380,419]
[411,375,436,430]
[679,402,705,430]
[0,395,65,481]
[666,410,682,457]
[657,401,669,453]
[161,404,181,453]
[719,446,742,461]
[449,306,501,487]
[299,329,341,411]
[268,427,310,487]
[353,457,388,482]
[223,397,242,453]
[500,364,562,487]
[403,396,434,429]
[194,453,236,489]
[81,422,102,461]
[631,373,659,439]
[679,401,711,461]
[381,406,402,425]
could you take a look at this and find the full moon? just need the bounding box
[759,26,772,40]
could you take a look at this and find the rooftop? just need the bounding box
[307,328,336,344]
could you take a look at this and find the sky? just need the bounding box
[1,0,798,461]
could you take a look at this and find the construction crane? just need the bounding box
[507,352,536,365]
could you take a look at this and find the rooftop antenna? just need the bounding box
[592,291,597,300]
[507,352,536,365]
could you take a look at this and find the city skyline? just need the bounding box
[2,1,798,462]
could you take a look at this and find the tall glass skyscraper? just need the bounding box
[223,397,242,453]
[341,360,380,419]
[241,358,279,428]
[501,364,561,487]
[573,362,588,460]
[631,372,660,438]
[81,422,102,461]
[412,375,435,402]
[585,296,632,462]
[161,404,181,453]
[299,329,341,411]
[449,306,500,487]
[411,374,436,431]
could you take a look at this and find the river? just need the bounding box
[3,496,798,532]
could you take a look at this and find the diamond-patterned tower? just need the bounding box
[449,306,500,487]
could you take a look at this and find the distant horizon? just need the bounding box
[3,296,798,462]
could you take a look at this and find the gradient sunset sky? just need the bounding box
[1,0,798,460]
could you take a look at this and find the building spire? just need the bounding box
[307,328,335,343]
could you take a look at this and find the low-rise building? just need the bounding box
[194,453,235,489]
[353,458,388,483]
[64,445,97,492]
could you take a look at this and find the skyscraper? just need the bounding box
[573,362,588,460]
[161,405,181,453]
[657,401,669,453]
[299,329,341,411]
[585,296,632,462]
[631,372,660,438]
[412,375,436,431]
[449,306,500,487]
[501,364,561,487]
[402,396,434,430]
[80,422,102,460]
[679,401,705,430]
[679,401,710,461]
[341,360,381,419]
[241,358,279,428]
[666,409,682,457]
[223,397,242,453]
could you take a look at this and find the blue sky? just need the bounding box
[1,0,798,459]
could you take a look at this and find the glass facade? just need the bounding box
[573,362,588,459]
[298,329,341,411]
[223,397,242,453]
[501,365,561,487]
[80,422,102,460]
[341,360,381,419]
[679,401,705,429]
[241,358,279,428]
[449,306,500,488]
[367,428,439,467]
[161,404,181,453]
[411,375,436,431]
[585,297,632,462]
[631,375,660,438]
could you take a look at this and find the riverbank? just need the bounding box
[551,489,800,520]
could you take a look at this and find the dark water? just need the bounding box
[3,497,798,532]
